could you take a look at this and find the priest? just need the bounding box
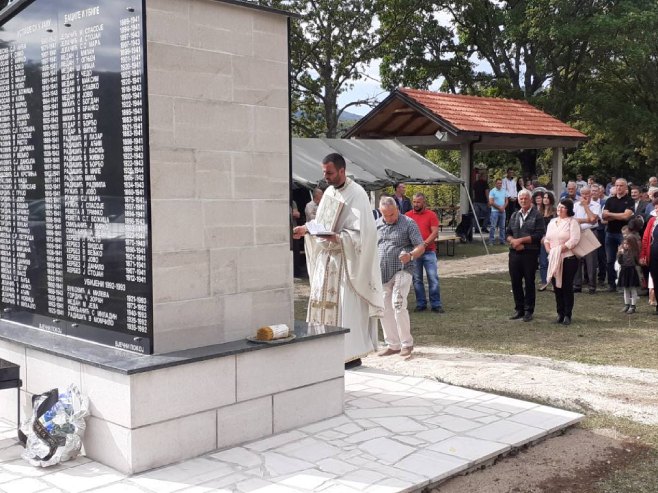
[293,153,384,368]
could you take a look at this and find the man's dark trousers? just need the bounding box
[509,250,539,315]
[605,232,623,288]
[595,227,606,283]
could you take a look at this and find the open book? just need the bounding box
[307,194,343,236]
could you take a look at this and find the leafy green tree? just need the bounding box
[256,0,416,137]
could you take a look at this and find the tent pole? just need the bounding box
[461,183,489,255]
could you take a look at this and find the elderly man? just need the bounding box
[293,153,384,367]
[602,178,635,292]
[406,193,444,313]
[304,187,323,221]
[560,181,580,201]
[376,197,425,359]
[630,186,649,217]
[573,186,601,294]
[649,176,658,188]
[506,190,546,322]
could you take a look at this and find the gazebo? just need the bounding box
[344,88,588,213]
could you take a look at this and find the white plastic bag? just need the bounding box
[19,384,89,467]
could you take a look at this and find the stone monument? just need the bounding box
[0,0,346,474]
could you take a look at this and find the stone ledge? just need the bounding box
[0,320,348,375]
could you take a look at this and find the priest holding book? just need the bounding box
[293,153,384,368]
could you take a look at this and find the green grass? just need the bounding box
[437,239,509,260]
[296,272,658,370]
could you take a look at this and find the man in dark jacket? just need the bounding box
[506,189,546,322]
[393,182,412,214]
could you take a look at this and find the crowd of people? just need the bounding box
[294,155,658,369]
[473,168,658,323]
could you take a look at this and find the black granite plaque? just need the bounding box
[0,0,152,354]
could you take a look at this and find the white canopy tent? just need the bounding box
[292,138,462,191]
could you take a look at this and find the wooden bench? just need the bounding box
[435,235,458,257]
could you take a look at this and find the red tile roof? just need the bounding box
[400,88,586,139]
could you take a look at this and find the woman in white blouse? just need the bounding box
[543,199,581,325]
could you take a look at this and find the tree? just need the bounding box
[257,0,416,137]
[379,0,604,177]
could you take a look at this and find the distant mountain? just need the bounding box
[339,110,365,122]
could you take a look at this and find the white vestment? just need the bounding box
[304,178,384,362]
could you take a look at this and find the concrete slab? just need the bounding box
[0,368,583,492]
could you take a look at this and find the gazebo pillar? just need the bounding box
[552,147,563,199]
[460,142,473,214]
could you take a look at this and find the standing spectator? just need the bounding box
[640,194,658,315]
[376,197,425,359]
[393,182,412,214]
[538,191,557,290]
[406,193,444,313]
[644,187,658,219]
[602,179,634,292]
[502,168,518,218]
[630,186,649,216]
[472,169,490,232]
[587,175,597,186]
[560,181,579,200]
[573,186,601,294]
[544,199,581,325]
[591,184,608,285]
[575,174,587,191]
[305,187,323,221]
[488,178,508,245]
[533,190,545,212]
[605,176,617,196]
[506,190,546,322]
[617,236,641,313]
[649,176,658,188]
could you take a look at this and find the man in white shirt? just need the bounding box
[304,187,323,221]
[502,168,518,221]
[573,186,601,293]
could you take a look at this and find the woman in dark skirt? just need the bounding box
[640,195,658,315]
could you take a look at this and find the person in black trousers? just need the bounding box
[506,190,546,322]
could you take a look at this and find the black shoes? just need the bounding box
[554,316,564,324]
[627,306,636,314]
[573,288,582,293]
[622,304,630,313]
[431,307,445,313]
[509,311,524,320]
[588,288,596,294]
[414,307,427,312]
[606,286,617,293]
[562,316,572,326]
[522,312,533,322]
[345,358,362,370]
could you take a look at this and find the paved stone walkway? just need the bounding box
[0,369,581,492]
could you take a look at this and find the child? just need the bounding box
[617,237,641,313]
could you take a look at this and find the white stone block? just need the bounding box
[25,349,81,395]
[146,0,190,15]
[146,8,190,46]
[238,244,290,292]
[83,416,131,474]
[148,68,234,102]
[195,151,233,199]
[216,396,272,450]
[131,410,218,474]
[152,250,210,303]
[148,43,233,76]
[152,296,223,347]
[209,248,240,296]
[221,291,254,341]
[205,226,255,249]
[190,25,253,56]
[150,161,196,200]
[231,57,288,107]
[273,378,344,433]
[250,288,294,331]
[150,200,204,252]
[131,357,236,427]
[80,365,131,428]
[254,106,289,154]
[145,95,174,131]
[237,336,343,402]
[203,201,254,227]
[0,389,29,427]
[233,153,289,200]
[189,0,253,31]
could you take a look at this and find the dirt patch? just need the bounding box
[429,428,649,493]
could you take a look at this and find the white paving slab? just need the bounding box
[0,368,583,492]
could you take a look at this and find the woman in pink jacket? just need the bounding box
[543,199,581,325]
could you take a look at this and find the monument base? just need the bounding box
[0,321,346,474]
